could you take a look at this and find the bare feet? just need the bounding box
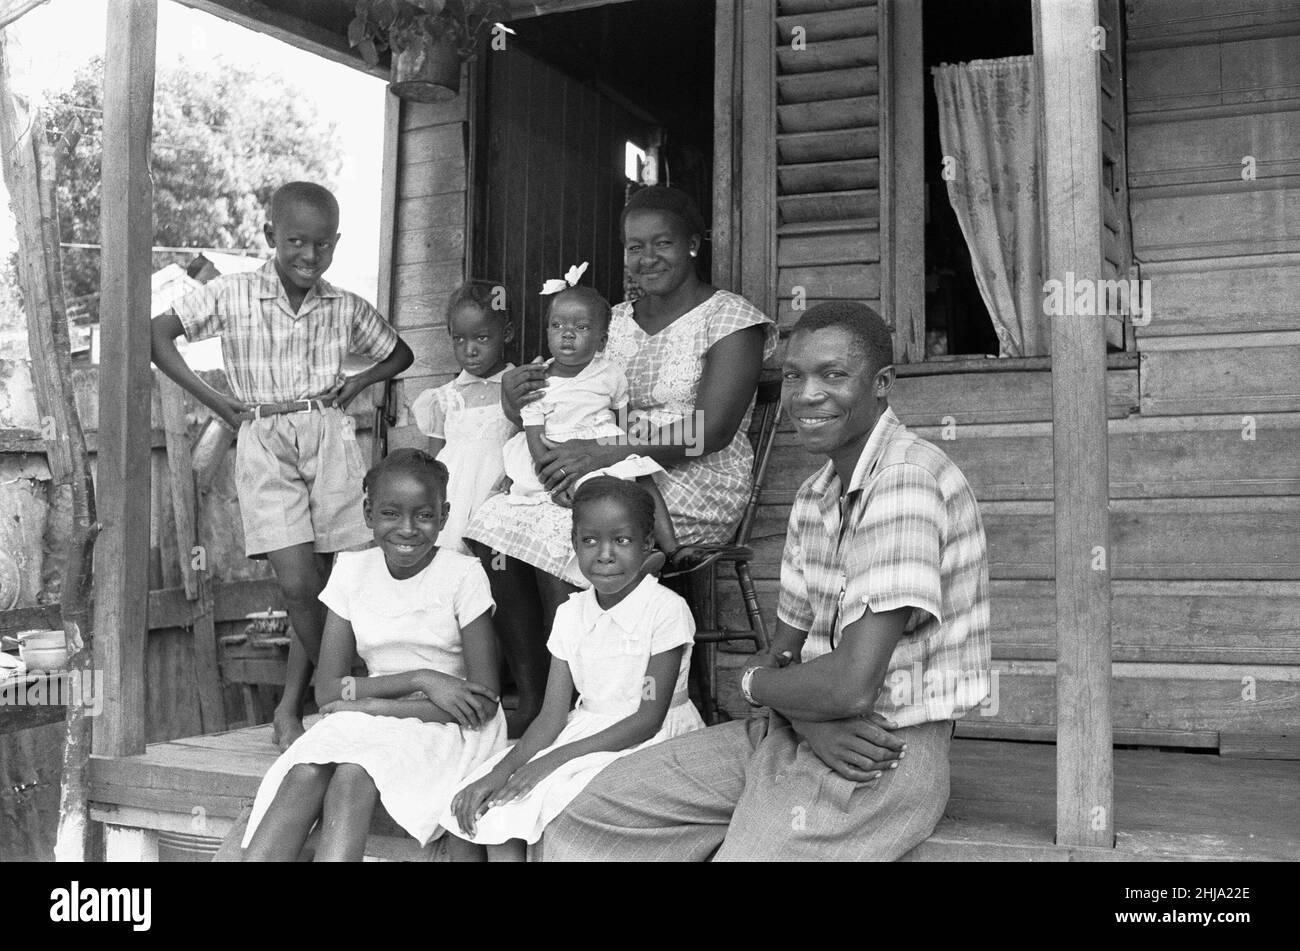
[272,705,305,750]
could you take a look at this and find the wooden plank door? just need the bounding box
[472,46,653,361]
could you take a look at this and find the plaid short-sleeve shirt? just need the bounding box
[171,259,399,404]
[776,408,991,727]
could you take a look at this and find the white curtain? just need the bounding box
[932,56,1046,357]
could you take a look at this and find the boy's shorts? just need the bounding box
[234,406,371,557]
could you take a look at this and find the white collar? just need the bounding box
[845,408,901,492]
[575,573,658,635]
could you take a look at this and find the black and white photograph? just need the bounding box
[0,0,1293,905]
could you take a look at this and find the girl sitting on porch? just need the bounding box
[443,477,704,860]
[241,449,508,861]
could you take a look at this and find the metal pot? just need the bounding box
[390,33,462,102]
[17,629,68,671]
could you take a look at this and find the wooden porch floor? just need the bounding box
[88,723,1299,861]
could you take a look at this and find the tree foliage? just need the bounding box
[47,56,344,318]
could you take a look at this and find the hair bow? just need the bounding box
[540,261,589,295]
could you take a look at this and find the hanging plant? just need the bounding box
[348,0,505,102]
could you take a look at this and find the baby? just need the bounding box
[499,268,677,562]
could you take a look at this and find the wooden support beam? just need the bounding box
[712,0,737,290]
[0,25,100,862]
[172,0,387,80]
[737,0,777,320]
[1034,0,1114,849]
[93,0,157,759]
[0,426,168,454]
[376,92,401,325]
[503,0,640,18]
[150,577,283,629]
[0,0,51,29]
[3,577,283,638]
[0,602,62,636]
[880,0,925,361]
[157,376,226,733]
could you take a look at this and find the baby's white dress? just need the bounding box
[410,366,518,553]
[501,353,660,501]
[242,548,508,847]
[441,575,703,845]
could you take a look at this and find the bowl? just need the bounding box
[17,630,68,671]
[21,644,69,671]
[17,629,64,650]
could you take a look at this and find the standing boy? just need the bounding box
[546,301,991,861]
[151,181,413,749]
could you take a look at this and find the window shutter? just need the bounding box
[774,1,885,339]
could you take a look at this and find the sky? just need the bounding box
[0,0,386,303]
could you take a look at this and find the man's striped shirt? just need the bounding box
[776,408,992,727]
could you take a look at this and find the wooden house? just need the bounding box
[9,0,1296,860]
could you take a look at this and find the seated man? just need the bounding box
[543,301,991,862]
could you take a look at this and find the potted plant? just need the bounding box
[348,0,504,102]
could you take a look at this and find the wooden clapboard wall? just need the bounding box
[774,0,881,335]
[382,89,470,444]
[1121,0,1300,747]
[721,0,1300,749]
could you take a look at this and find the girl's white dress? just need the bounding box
[242,548,509,847]
[441,575,703,845]
[410,367,518,553]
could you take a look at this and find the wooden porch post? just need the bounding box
[92,0,157,757]
[736,0,776,319]
[1034,0,1114,848]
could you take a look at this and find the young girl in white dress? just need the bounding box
[410,282,518,553]
[443,476,704,861]
[241,449,508,861]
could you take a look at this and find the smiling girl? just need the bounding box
[241,450,508,861]
[443,477,704,860]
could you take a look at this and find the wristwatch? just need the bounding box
[740,665,762,706]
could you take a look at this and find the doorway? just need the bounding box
[469,0,715,363]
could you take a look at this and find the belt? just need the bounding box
[250,397,337,419]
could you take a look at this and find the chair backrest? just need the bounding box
[734,375,783,546]
[371,378,399,466]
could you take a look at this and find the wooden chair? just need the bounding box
[372,378,399,465]
[663,376,782,724]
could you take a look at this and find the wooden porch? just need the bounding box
[88,723,1300,861]
[5,0,1291,862]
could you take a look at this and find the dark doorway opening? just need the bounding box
[922,0,1033,359]
[470,0,714,364]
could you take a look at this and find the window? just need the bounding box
[922,0,1033,360]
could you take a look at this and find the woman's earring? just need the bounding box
[689,249,698,258]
